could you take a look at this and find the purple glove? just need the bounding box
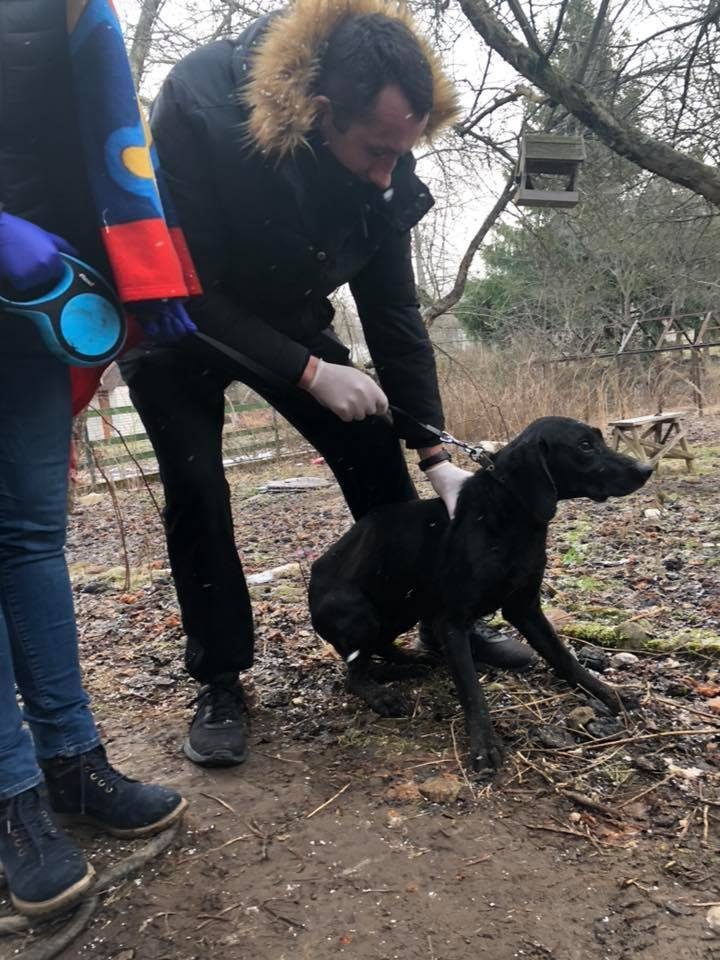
[0,211,76,293]
[132,299,197,343]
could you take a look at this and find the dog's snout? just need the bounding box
[636,461,654,481]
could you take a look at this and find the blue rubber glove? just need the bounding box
[0,211,76,292]
[132,299,197,343]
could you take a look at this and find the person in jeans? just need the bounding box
[122,0,534,771]
[0,0,191,918]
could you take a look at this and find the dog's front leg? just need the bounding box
[443,620,504,771]
[502,597,627,714]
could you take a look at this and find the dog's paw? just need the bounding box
[616,686,641,712]
[469,732,505,773]
[365,687,410,717]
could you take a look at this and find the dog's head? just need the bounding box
[492,417,653,524]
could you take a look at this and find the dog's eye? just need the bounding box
[579,438,594,451]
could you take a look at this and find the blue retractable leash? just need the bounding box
[0,254,126,367]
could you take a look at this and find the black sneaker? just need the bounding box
[183,680,249,767]
[42,746,187,839]
[0,786,95,917]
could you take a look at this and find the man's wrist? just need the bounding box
[417,444,444,463]
[418,449,452,472]
[298,355,320,390]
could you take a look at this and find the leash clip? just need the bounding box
[438,430,495,472]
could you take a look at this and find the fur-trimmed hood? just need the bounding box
[243,0,459,157]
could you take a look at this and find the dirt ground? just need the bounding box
[2,414,719,960]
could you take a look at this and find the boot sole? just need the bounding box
[56,797,188,839]
[10,863,96,918]
[183,738,249,767]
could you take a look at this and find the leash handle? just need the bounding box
[0,255,126,367]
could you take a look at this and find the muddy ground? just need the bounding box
[2,414,719,960]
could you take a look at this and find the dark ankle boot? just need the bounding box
[470,622,536,671]
[0,786,94,917]
[42,746,187,839]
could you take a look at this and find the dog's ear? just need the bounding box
[495,437,558,524]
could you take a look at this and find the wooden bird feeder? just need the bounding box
[514,133,586,209]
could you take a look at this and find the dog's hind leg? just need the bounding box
[310,587,410,716]
[502,596,627,713]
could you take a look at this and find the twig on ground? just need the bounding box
[305,782,350,819]
[616,775,673,809]
[89,447,131,592]
[200,793,237,814]
[196,901,244,932]
[177,833,251,864]
[260,900,306,929]
[552,728,719,754]
[450,718,477,799]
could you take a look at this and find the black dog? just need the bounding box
[309,417,653,770]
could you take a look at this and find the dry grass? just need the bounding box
[436,340,720,442]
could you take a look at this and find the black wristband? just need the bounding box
[418,449,451,472]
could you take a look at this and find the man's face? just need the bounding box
[317,85,429,190]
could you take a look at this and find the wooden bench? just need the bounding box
[608,411,695,472]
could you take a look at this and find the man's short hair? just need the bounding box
[315,13,434,130]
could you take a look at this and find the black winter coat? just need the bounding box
[148,14,445,447]
[0,0,105,270]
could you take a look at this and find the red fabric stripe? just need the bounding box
[101,219,190,303]
[169,227,203,296]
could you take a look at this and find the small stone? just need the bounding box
[644,508,662,520]
[611,652,640,670]
[586,719,623,739]
[418,775,462,804]
[566,706,596,731]
[383,781,422,804]
[706,905,720,936]
[706,697,720,715]
[534,725,575,749]
[662,556,683,571]
[664,901,692,917]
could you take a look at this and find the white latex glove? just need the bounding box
[303,359,389,422]
[425,460,473,518]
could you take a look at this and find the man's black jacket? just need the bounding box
[149,13,445,447]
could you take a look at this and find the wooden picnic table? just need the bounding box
[608,411,695,472]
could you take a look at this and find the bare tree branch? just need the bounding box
[423,174,517,326]
[574,0,611,83]
[458,0,720,206]
[129,0,165,86]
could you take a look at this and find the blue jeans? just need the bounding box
[0,326,99,801]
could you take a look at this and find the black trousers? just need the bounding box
[124,339,417,683]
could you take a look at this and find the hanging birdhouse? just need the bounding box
[514,133,586,209]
